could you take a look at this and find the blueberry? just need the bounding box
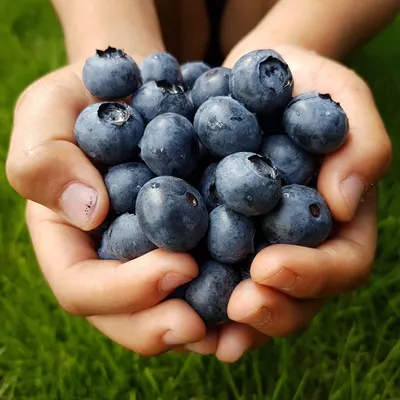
[261,184,332,247]
[141,52,183,86]
[191,67,231,109]
[259,135,315,185]
[230,49,293,114]
[139,113,200,178]
[215,152,281,216]
[197,162,221,212]
[185,260,242,326]
[75,102,145,165]
[98,213,156,262]
[98,233,119,260]
[136,176,209,251]
[207,205,255,264]
[282,92,349,154]
[91,211,116,237]
[131,80,195,124]
[82,46,142,99]
[181,61,211,91]
[193,96,262,158]
[104,162,155,214]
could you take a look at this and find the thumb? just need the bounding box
[6,67,109,230]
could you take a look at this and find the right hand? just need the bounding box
[6,62,218,356]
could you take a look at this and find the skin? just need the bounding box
[6,0,397,362]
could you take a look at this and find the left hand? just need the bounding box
[177,44,392,362]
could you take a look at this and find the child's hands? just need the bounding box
[6,44,393,363]
[6,62,216,356]
[213,45,392,360]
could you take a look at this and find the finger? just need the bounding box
[6,66,109,230]
[215,322,269,363]
[88,299,206,356]
[184,328,219,355]
[228,279,323,337]
[251,187,376,298]
[27,201,198,316]
[277,45,392,221]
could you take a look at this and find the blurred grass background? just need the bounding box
[1,1,400,399]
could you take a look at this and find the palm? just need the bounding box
[10,46,390,362]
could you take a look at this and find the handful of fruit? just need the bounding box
[75,47,348,327]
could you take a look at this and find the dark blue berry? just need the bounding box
[136,176,209,251]
[185,260,241,326]
[261,184,332,247]
[197,162,221,211]
[139,113,199,178]
[191,67,231,109]
[104,162,155,214]
[141,52,183,86]
[98,213,156,262]
[207,205,255,264]
[193,96,262,158]
[83,47,141,99]
[230,49,293,114]
[259,135,315,185]
[215,152,281,216]
[282,92,349,154]
[181,61,211,91]
[131,80,195,124]
[75,102,144,165]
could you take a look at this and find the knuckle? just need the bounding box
[55,290,83,316]
[6,143,45,197]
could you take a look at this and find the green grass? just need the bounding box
[1,1,400,399]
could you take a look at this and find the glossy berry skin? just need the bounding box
[82,47,142,99]
[140,52,183,86]
[230,49,293,115]
[207,205,255,264]
[191,67,231,109]
[282,92,349,154]
[131,80,195,124]
[180,61,211,91]
[193,96,262,158]
[197,162,221,211]
[98,213,156,262]
[259,135,315,185]
[104,162,155,215]
[139,113,200,178]
[136,176,209,252]
[75,102,145,165]
[215,152,281,216]
[261,184,332,248]
[185,260,242,326]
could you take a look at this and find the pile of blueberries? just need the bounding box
[75,47,348,326]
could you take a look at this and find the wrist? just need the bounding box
[226,0,400,62]
[52,0,165,64]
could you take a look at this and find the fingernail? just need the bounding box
[260,267,297,290]
[243,306,273,328]
[163,330,189,346]
[60,183,98,227]
[159,273,193,294]
[340,175,365,216]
